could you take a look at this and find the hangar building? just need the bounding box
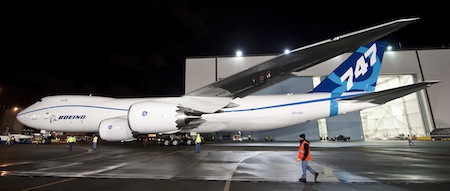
[185,48,450,141]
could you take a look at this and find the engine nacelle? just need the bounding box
[128,101,179,133]
[98,117,134,141]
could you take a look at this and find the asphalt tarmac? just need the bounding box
[1,140,450,191]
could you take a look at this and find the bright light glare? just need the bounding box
[387,46,393,51]
[236,50,242,57]
[284,49,290,54]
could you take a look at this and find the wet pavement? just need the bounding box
[1,140,450,191]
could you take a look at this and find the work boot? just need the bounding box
[299,178,307,182]
[314,172,319,182]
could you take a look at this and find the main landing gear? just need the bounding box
[161,134,194,146]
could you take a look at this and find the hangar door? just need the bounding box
[360,75,427,140]
[317,74,428,141]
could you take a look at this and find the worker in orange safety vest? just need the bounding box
[296,134,319,183]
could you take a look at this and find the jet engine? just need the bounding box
[128,101,183,133]
[98,117,134,141]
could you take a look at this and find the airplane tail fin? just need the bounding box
[310,41,387,93]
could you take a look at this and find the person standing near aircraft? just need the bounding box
[195,134,202,153]
[5,135,11,145]
[67,135,75,151]
[407,135,414,146]
[92,134,98,150]
[296,134,319,183]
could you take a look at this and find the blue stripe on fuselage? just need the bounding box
[20,93,364,116]
[224,94,361,113]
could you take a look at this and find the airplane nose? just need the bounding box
[16,111,29,125]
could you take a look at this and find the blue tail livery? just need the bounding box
[310,41,387,117]
[310,41,387,93]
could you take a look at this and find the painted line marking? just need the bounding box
[20,178,76,191]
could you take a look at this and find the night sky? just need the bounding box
[0,1,448,109]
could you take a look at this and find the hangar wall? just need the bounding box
[417,49,450,129]
[0,108,24,134]
[185,48,450,141]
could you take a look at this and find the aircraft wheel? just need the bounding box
[171,139,180,146]
[163,139,171,146]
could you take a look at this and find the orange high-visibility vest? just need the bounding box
[298,141,312,161]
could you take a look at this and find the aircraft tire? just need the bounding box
[163,139,171,146]
[171,139,180,146]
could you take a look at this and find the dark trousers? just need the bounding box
[195,143,201,153]
[68,143,73,151]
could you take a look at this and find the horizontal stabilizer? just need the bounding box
[341,81,440,104]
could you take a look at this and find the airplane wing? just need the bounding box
[178,17,419,113]
[339,81,440,104]
[185,17,419,98]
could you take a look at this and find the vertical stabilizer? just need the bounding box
[310,41,387,93]
[309,41,387,117]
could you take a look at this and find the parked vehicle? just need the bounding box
[331,135,351,141]
[0,133,33,144]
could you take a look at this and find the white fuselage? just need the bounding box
[16,93,377,134]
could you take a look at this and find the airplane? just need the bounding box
[16,17,439,145]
